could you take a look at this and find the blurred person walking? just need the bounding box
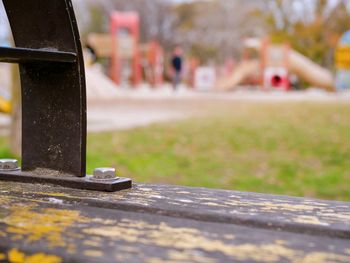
[170,46,183,91]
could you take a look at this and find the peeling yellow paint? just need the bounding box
[34,192,71,198]
[83,219,305,262]
[83,239,102,247]
[119,246,141,254]
[202,202,227,207]
[275,240,287,245]
[67,243,77,255]
[1,183,350,263]
[2,182,350,229]
[8,248,25,262]
[24,253,62,263]
[222,198,350,225]
[137,187,156,192]
[83,250,103,257]
[146,258,165,263]
[296,252,350,263]
[294,216,330,226]
[91,218,117,225]
[0,195,11,206]
[0,204,86,248]
[197,197,220,202]
[82,218,350,262]
[148,249,216,263]
[225,200,320,213]
[302,201,328,207]
[176,191,191,194]
[0,230,7,237]
[224,234,235,240]
[11,235,24,241]
[168,250,216,263]
[7,249,62,263]
[321,213,350,222]
[114,254,130,262]
[66,232,84,240]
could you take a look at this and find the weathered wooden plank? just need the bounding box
[0,182,349,239]
[0,193,350,263]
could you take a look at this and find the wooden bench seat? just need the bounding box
[0,182,349,262]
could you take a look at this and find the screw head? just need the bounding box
[0,159,20,171]
[93,167,118,181]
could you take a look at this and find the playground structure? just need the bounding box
[261,40,290,91]
[217,38,335,92]
[87,12,164,87]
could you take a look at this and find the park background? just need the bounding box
[0,0,350,201]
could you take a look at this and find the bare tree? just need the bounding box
[172,0,265,62]
[262,0,350,67]
[73,0,176,49]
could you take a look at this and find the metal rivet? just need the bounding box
[0,159,20,171]
[92,167,118,181]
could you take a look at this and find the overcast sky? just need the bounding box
[0,0,348,43]
[0,0,197,39]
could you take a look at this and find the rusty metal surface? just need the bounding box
[0,182,350,262]
[0,0,132,191]
[0,171,132,192]
[2,0,87,177]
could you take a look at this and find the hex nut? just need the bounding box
[93,167,118,180]
[0,159,19,171]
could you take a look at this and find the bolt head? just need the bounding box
[0,159,19,171]
[93,167,118,180]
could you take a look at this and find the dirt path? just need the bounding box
[0,89,350,135]
[88,100,189,133]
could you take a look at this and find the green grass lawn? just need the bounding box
[1,101,350,201]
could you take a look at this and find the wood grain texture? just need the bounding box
[0,182,349,262]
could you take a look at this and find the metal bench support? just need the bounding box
[0,0,132,192]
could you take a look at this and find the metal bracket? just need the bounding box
[0,0,132,192]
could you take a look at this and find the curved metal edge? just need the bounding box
[2,0,87,178]
[65,0,87,177]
